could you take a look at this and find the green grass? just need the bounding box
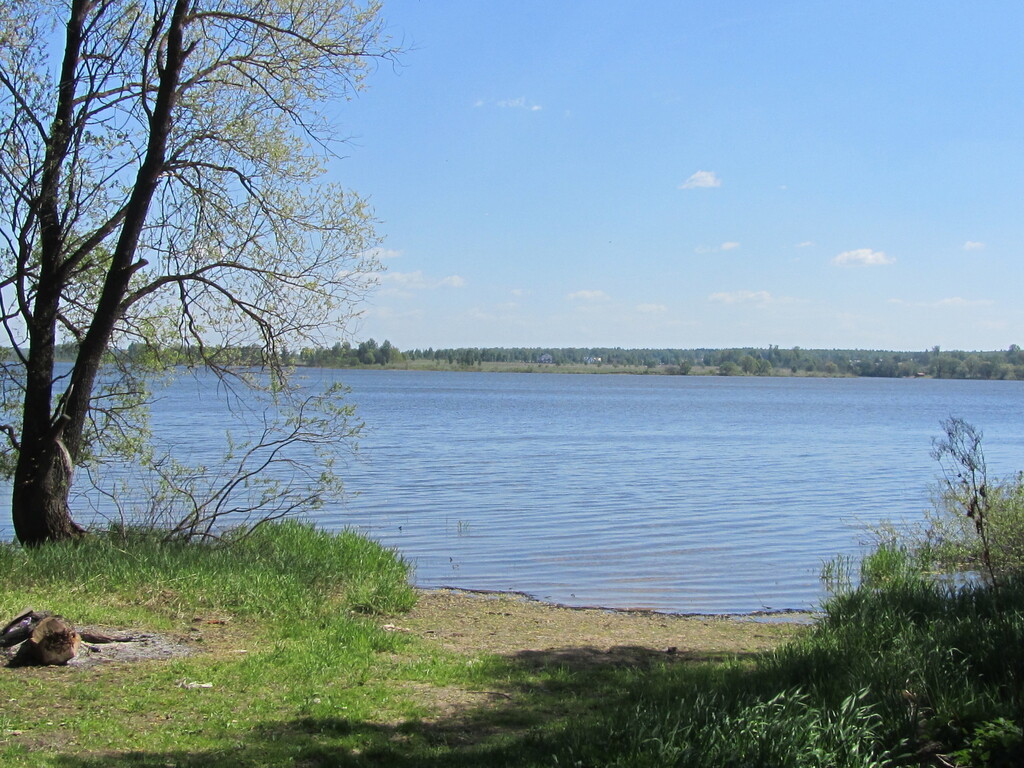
[2,524,1022,766]
[0,521,416,625]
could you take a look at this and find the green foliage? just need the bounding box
[716,361,741,376]
[923,471,1024,580]
[87,379,363,543]
[0,0,393,542]
[870,418,1024,589]
[564,687,895,767]
[27,341,1024,378]
[2,525,1024,765]
[367,343,1024,378]
[952,717,1024,768]
[541,568,1024,767]
[0,520,416,620]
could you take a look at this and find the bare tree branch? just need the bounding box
[0,0,392,543]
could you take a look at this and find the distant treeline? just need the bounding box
[395,344,1024,379]
[38,341,1024,380]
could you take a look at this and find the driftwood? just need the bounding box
[1,609,56,648]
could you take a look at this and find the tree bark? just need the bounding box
[11,444,84,546]
[9,0,190,545]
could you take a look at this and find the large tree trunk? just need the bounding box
[7,0,89,546]
[7,0,189,546]
[11,430,85,546]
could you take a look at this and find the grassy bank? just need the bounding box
[544,557,1024,767]
[1,524,1021,766]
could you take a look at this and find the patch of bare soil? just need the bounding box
[1,625,193,669]
[69,627,194,667]
[383,589,812,747]
[390,588,808,663]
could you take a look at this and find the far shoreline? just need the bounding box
[299,356,1022,381]
[303,360,876,379]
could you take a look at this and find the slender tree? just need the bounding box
[0,0,393,544]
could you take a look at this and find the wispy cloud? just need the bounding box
[695,242,740,254]
[635,303,668,314]
[568,289,609,301]
[679,170,721,189]
[963,241,986,251]
[489,96,543,111]
[832,248,893,266]
[381,271,466,291]
[796,241,815,248]
[367,306,425,321]
[363,246,403,261]
[889,297,993,309]
[708,290,773,305]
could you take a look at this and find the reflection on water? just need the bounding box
[321,371,1023,614]
[2,370,1022,614]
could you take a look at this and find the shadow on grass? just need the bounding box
[47,644,765,768]
[47,579,1024,768]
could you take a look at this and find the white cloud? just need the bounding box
[963,241,986,251]
[496,97,542,111]
[695,242,740,254]
[362,246,403,262]
[933,297,990,308]
[635,303,668,314]
[381,271,466,291]
[832,248,893,266]
[796,241,815,248]
[708,290,773,305]
[381,271,430,289]
[568,289,609,301]
[679,170,721,189]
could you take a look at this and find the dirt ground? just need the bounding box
[1,590,812,757]
[375,588,813,743]
[386,588,810,664]
[4,590,809,672]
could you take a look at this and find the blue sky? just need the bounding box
[337,1,1024,351]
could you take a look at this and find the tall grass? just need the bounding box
[534,548,1024,767]
[0,520,416,626]
[0,522,435,766]
[2,521,1022,765]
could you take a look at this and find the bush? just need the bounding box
[923,472,1024,579]
[872,418,1024,588]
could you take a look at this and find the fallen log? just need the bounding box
[1,609,51,648]
[79,629,136,644]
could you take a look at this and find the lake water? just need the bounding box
[2,370,1022,614]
